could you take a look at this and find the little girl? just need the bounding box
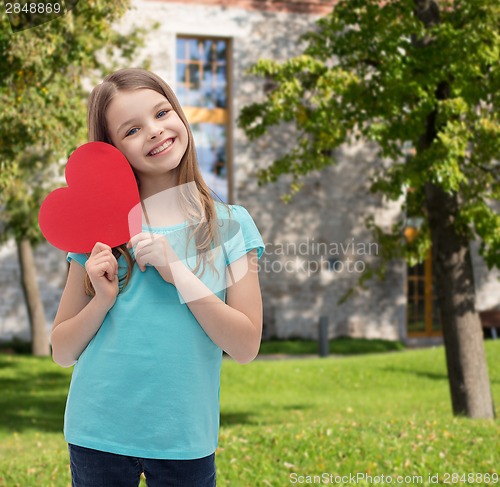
[50,67,265,487]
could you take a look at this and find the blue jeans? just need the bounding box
[68,443,216,487]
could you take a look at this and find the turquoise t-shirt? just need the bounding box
[63,203,265,459]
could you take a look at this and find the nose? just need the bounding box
[148,122,164,139]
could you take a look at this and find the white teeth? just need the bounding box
[149,138,174,156]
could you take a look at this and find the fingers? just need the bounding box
[127,232,164,249]
[94,261,116,281]
[133,238,155,256]
[91,260,116,280]
[127,233,148,249]
[86,245,118,280]
[132,240,148,272]
[92,252,117,264]
[92,254,119,276]
[129,234,160,271]
[134,245,151,272]
[136,240,170,270]
[90,241,112,257]
[129,233,168,251]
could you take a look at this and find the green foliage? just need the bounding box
[238,0,500,299]
[0,1,157,245]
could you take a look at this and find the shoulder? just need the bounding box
[213,201,265,262]
[214,202,260,235]
[214,201,253,222]
[66,252,89,267]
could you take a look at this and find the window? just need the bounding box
[403,185,442,337]
[176,37,232,203]
[404,229,442,337]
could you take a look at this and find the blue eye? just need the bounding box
[125,110,170,137]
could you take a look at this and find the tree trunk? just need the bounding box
[412,0,495,420]
[418,84,495,419]
[424,182,495,418]
[17,238,50,357]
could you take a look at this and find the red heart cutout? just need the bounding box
[38,142,142,253]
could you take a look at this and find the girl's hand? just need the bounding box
[127,232,175,284]
[85,242,119,308]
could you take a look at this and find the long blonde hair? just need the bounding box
[84,67,230,296]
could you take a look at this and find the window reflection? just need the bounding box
[176,37,229,202]
[191,123,227,201]
[177,38,227,109]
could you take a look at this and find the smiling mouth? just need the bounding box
[148,138,176,156]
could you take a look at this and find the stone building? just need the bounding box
[1,0,499,347]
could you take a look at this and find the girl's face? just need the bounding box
[105,88,189,190]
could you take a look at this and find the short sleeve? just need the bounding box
[67,252,89,268]
[222,205,265,267]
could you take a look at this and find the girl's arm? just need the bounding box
[50,243,118,368]
[171,248,262,364]
[50,262,113,367]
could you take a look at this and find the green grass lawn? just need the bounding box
[0,341,499,486]
[257,336,406,355]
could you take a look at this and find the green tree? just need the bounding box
[0,1,155,356]
[238,0,499,418]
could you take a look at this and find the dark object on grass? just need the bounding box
[479,308,500,340]
[318,316,329,358]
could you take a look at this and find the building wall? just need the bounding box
[0,0,498,344]
[149,0,338,14]
[123,0,408,341]
[472,229,500,313]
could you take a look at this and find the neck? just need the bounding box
[139,174,188,228]
[137,170,178,200]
